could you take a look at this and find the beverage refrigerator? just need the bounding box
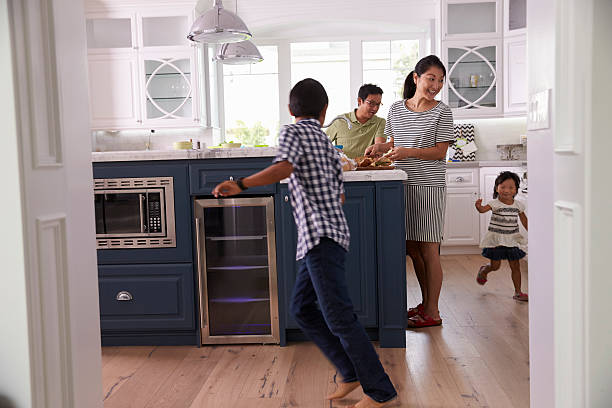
[194,196,280,344]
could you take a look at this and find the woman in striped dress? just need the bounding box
[365,55,454,328]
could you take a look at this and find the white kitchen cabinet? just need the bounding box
[442,0,503,40]
[88,53,141,128]
[86,9,201,130]
[503,36,527,114]
[443,168,480,246]
[479,166,527,243]
[441,0,526,118]
[443,39,503,117]
[504,0,526,37]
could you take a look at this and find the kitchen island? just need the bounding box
[93,148,407,348]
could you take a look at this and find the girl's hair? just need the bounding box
[403,55,447,99]
[493,171,521,198]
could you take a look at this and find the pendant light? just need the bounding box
[216,40,263,64]
[188,0,252,44]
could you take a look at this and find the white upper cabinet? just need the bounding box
[442,0,502,40]
[443,39,502,117]
[86,7,201,130]
[504,0,527,37]
[441,0,526,118]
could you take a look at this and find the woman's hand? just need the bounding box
[386,147,414,161]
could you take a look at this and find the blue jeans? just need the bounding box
[291,237,397,403]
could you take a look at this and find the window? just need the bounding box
[362,40,419,120]
[222,46,279,146]
[291,42,351,120]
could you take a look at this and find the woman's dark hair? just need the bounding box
[358,83,383,101]
[289,78,328,118]
[493,171,521,198]
[402,55,447,99]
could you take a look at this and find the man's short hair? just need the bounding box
[358,84,383,101]
[289,78,328,118]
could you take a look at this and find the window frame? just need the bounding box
[213,33,428,142]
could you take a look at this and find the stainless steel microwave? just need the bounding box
[94,177,176,249]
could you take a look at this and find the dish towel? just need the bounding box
[451,124,477,161]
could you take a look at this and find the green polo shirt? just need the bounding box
[325,110,385,159]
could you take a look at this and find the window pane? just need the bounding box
[291,42,350,120]
[223,46,279,146]
[363,40,419,120]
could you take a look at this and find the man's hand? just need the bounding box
[365,143,388,157]
[212,180,242,197]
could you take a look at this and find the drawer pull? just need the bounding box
[455,176,464,182]
[115,291,133,301]
[284,195,289,202]
[229,176,234,181]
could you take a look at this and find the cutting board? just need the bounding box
[356,166,395,171]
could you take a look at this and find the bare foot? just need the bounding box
[348,394,397,407]
[326,380,360,400]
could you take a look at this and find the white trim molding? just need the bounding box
[9,0,63,168]
[554,0,593,154]
[553,201,585,408]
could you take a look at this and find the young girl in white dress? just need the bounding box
[475,171,529,301]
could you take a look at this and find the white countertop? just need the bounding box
[91,147,278,162]
[280,169,407,183]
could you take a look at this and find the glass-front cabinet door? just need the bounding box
[443,40,502,117]
[443,0,502,39]
[194,197,279,344]
[141,52,197,125]
[505,0,527,36]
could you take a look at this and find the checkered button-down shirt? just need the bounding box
[274,118,350,260]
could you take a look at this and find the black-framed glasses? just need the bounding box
[365,99,383,107]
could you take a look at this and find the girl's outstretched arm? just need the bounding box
[475,198,491,213]
[519,212,528,230]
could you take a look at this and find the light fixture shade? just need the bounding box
[188,0,252,44]
[215,40,263,64]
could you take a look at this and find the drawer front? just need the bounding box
[98,263,194,332]
[446,168,478,187]
[190,159,276,195]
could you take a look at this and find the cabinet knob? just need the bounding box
[115,291,133,301]
[229,176,234,181]
[137,119,142,124]
[455,176,464,182]
[284,195,289,202]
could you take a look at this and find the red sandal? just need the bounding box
[406,313,442,328]
[407,303,424,318]
[476,266,488,285]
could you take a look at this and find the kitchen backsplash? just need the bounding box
[92,128,216,152]
[454,117,527,161]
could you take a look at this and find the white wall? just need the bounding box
[526,0,556,405]
[588,1,612,405]
[0,2,33,406]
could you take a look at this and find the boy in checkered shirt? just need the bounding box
[213,78,396,407]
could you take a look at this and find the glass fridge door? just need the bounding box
[195,197,279,344]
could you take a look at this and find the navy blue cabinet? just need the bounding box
[276,183,378,331]
[189,158,275,196]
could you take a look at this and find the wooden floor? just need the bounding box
[101,255,530,407]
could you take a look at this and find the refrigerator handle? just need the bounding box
[195,217,206,330]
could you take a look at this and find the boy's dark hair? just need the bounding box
[358,84,383,101]
[403,55,447,99]
[493,171,521,198]
[289,78,328,118]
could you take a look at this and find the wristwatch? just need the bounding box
[236,177,248,191]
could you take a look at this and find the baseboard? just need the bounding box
[440,245,481,255]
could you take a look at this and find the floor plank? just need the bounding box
[101,255,530,408]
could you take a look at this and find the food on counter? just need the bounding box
[355,155,393,168]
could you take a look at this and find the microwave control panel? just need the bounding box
[148,194,162,233]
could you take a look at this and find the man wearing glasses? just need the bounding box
[325,84,386,159]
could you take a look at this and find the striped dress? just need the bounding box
[384,100,454,242]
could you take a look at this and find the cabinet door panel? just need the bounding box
[88,54,140,129]
[98,263,194,332]
[504,37,527,113]
[443,188,480,245]
[278,184,377,329]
